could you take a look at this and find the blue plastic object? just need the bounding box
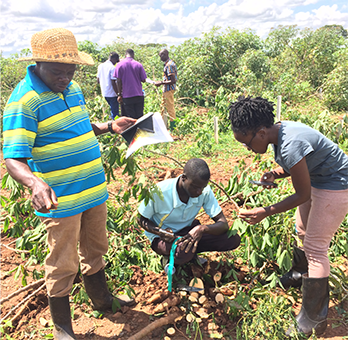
[167,237,181,292]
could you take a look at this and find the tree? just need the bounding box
[323,49,348,111]
[174,26,263,100]
[264,25,299,57]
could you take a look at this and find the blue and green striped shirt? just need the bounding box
[3,65,108,218]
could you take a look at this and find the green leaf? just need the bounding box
[138,174,146,185]
[250,250,258,267]
[3,218,9,233]
[278,249,291,270]
[232,219,248,234]
[262,219,270,230]
[92,310,103,318]
[112,298,122,313]
[14,265,21,281]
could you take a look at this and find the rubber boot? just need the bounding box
[169,120,176,131]
[48,295,76,340]
[83,269,134,312]
[286,275,329,336]
[279,246,308,289]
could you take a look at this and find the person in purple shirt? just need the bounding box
[114,49,147,119]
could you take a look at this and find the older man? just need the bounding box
[3,28,136,339]
[155,49,177,130]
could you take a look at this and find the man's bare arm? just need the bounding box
[5,158,58,212]
[138,215,175,242]
[155,75,176,87]
[116,78,123,95]
[111,79,118,95]
[91,117,136,136]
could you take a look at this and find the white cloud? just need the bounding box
[7,0,73,19]
[294,4,348,27]
[161,0,185,11]
[0,0,347,56]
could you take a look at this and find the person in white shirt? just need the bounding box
[97,52,120,119]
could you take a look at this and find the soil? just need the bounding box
[1,150,347,339]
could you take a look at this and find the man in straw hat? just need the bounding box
[3,28,136,339]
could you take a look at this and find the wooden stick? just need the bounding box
[145,149,184,168]
[0,278,45,304]
[1,243,31,253]
[146,165,170,171]
[10,295,35,325]
[7,239,18,246]
[214,117,218,144]
[176,97,199,106]
[0,282,46,322]
[127,308,181,340]
[147,290,171,305]
[276,95,281,121]
[174,322,190,340]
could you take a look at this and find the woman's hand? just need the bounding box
[259,171,276,188]
[238,207,268,225]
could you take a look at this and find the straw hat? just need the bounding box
[19,28,94,66]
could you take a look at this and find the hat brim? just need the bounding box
[18,51,94,66]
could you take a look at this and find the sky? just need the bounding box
[1,0,347,57]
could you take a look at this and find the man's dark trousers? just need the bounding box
[123,96,144,119]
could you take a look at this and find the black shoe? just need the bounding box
[286,275,329,336]
[48,295,76,339]
[83,269,134,312]
[279,246,308,289]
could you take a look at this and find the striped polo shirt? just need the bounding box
[3,65,108,218]
[163,59,177,92]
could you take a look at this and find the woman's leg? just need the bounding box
[300,188,348,277]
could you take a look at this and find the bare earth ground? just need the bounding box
[1,152,347,339]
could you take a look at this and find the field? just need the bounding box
[1,24,348,339]
[1,127,348,339]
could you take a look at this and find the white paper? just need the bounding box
[125,112,174,158]
[145,78,156,84]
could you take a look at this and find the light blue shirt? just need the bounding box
[138,176,222,242]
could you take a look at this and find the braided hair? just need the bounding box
[229,96,275,135]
